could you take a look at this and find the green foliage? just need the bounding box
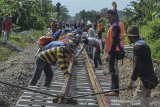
[75,10,97,22]
[8,30,42,48]
[123,0,160,26]
[0,47,16,61]
[0,30,40,61]
[59,6,71,21]
[123,0,160,61]
[141,18,160,42]
[140,18,160,61]
[149,39,160,60]
[0,0,70,32]
[0,30,42,62]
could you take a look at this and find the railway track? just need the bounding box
[14,45,159,107]
[15,48,123,107]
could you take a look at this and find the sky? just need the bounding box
[52,0,135,16]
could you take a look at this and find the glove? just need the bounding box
[64,71,72,78]
[128,80,135,89]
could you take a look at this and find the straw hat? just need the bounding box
[125,25,140,37]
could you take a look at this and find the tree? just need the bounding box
[123,0,160,26]
[0,0,71,31]
[75,10,97,22]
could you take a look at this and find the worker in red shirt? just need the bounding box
[2,14,12,43]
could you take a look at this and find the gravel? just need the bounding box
[0,44,37,107]
[0,43,159,107]
[103,58,160,102]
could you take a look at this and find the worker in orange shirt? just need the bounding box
[105,9,125,96]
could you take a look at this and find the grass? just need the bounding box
[0,46,16,61]
[0,29,42,62]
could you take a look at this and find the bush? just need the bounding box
[150,39,160,60]
[9,30,42,48]
[141,18,160,61]
[0,47,16,61]
[141,18,160,43]
[0,29,42,62]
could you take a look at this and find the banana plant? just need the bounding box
[123,0,160,25]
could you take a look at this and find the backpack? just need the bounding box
[114,20,125,60]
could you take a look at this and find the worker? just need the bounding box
[104,9,125,96]
[127,25,158,107]
[30,42,76,87]
[74,36,102,69]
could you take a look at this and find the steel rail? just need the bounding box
[83,50,109,107]
[56,61,74,103]
[66,87,136,99]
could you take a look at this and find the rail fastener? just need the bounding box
[53,94,77,105]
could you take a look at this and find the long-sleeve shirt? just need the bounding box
[75,37,100,57]
[131,39,155,81]
[51,31,61,39]
[108,8,123,56]
[38,46,69,73]
[88,28,96,38]
[45,41,66,50]
[105,19,124,55]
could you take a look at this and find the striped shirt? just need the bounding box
[38,46,69,73]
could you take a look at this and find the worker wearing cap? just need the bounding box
[30,43,75,87]
[127,25,158,107]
